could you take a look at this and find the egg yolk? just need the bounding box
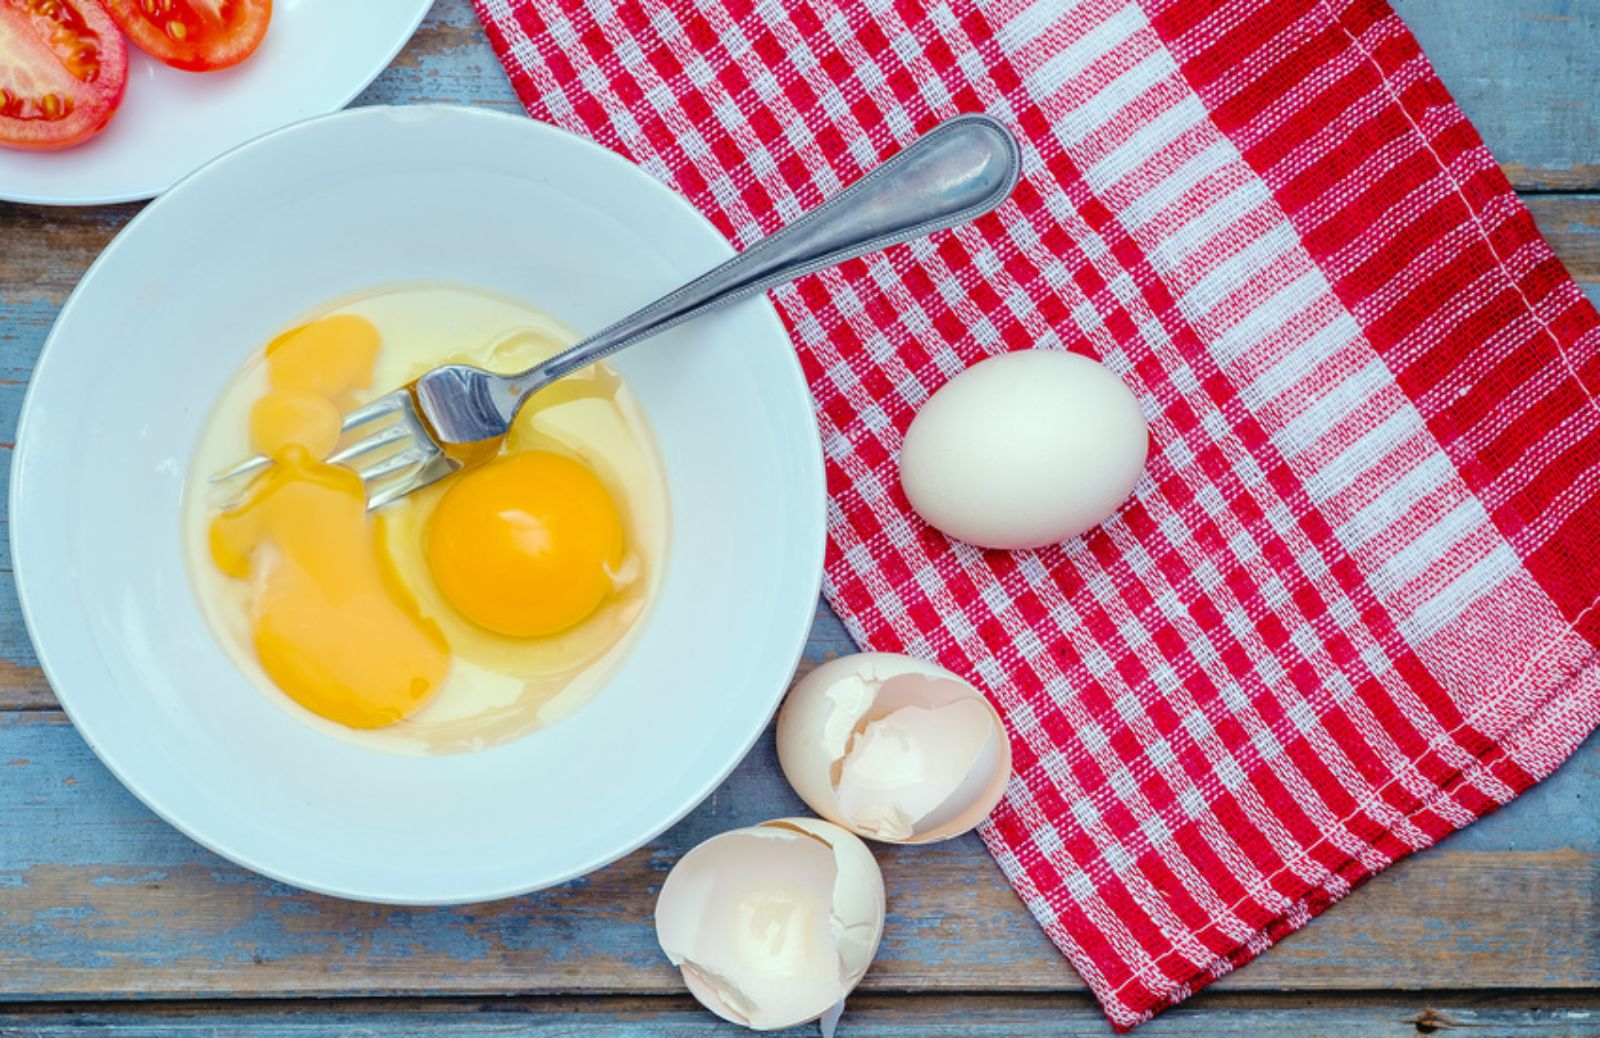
[263,314,381,397]
[248,314,380,459]
[211,446,451,728]
[426,451,625,638]
[211,315,449,729]
[249,391,342,458]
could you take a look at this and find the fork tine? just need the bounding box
[340,392,407,430]
[356,446,429,484]
[210,454,272,483]
[325,421,411,467]
[365,478,417,512]
[210,390,409,482]
[211,389,447,511]
[366,455,457,512]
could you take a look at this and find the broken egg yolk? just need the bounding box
[426,451,625,638]
[247,314,380,459]
[263,314,381,398]
[209,315,450,729]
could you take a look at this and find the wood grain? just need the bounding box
[1391,0,1599,193]
[2,709,1595,998]
[4,993,1600,1037]
[1,0,1598,1028]
[1527,196,1600,288]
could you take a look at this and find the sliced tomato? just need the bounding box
[0,0,127,151]
[103,0,269,72]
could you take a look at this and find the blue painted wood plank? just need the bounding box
[0,0,1598,1013]
[0,709,1073,997]
[3,992,1599,1037]
[353,0,522,115]
[1392,0,1599,189]
[1,706,1595,997]
[0,299,55,674]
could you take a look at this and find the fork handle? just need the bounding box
[531,113,1020,385]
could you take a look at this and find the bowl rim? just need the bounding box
[9,103,829,903]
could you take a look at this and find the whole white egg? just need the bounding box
[899,351,1148,550]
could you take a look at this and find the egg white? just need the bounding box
[182,284,669,755]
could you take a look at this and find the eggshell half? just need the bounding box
[654,817,886,1033]
[776,653,1012,844]
[899,350,1149,550]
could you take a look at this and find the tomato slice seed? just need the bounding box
[0,0,127,149]
[102,0,270,73]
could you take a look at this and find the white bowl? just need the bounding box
[10,105,826,904]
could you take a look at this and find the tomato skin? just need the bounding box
[0,0,128,151]
[102,0,270,73]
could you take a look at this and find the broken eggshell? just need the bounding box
[654,817,886,1033]
[776,653,1012,844]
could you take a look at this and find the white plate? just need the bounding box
[0,0,432,205]
[10,105,827,903]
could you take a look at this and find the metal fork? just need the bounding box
[213,113,1020,510]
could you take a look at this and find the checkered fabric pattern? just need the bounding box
[473,0,1600,1027]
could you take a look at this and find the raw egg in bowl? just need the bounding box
[187,286,670,754]
[10,105,826,903]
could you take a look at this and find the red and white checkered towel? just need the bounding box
[473,0,1600,1027]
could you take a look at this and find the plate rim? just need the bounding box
[9,103,829,903]
[0,0,436,207]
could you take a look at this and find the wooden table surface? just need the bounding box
[2,2,1597,1035]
